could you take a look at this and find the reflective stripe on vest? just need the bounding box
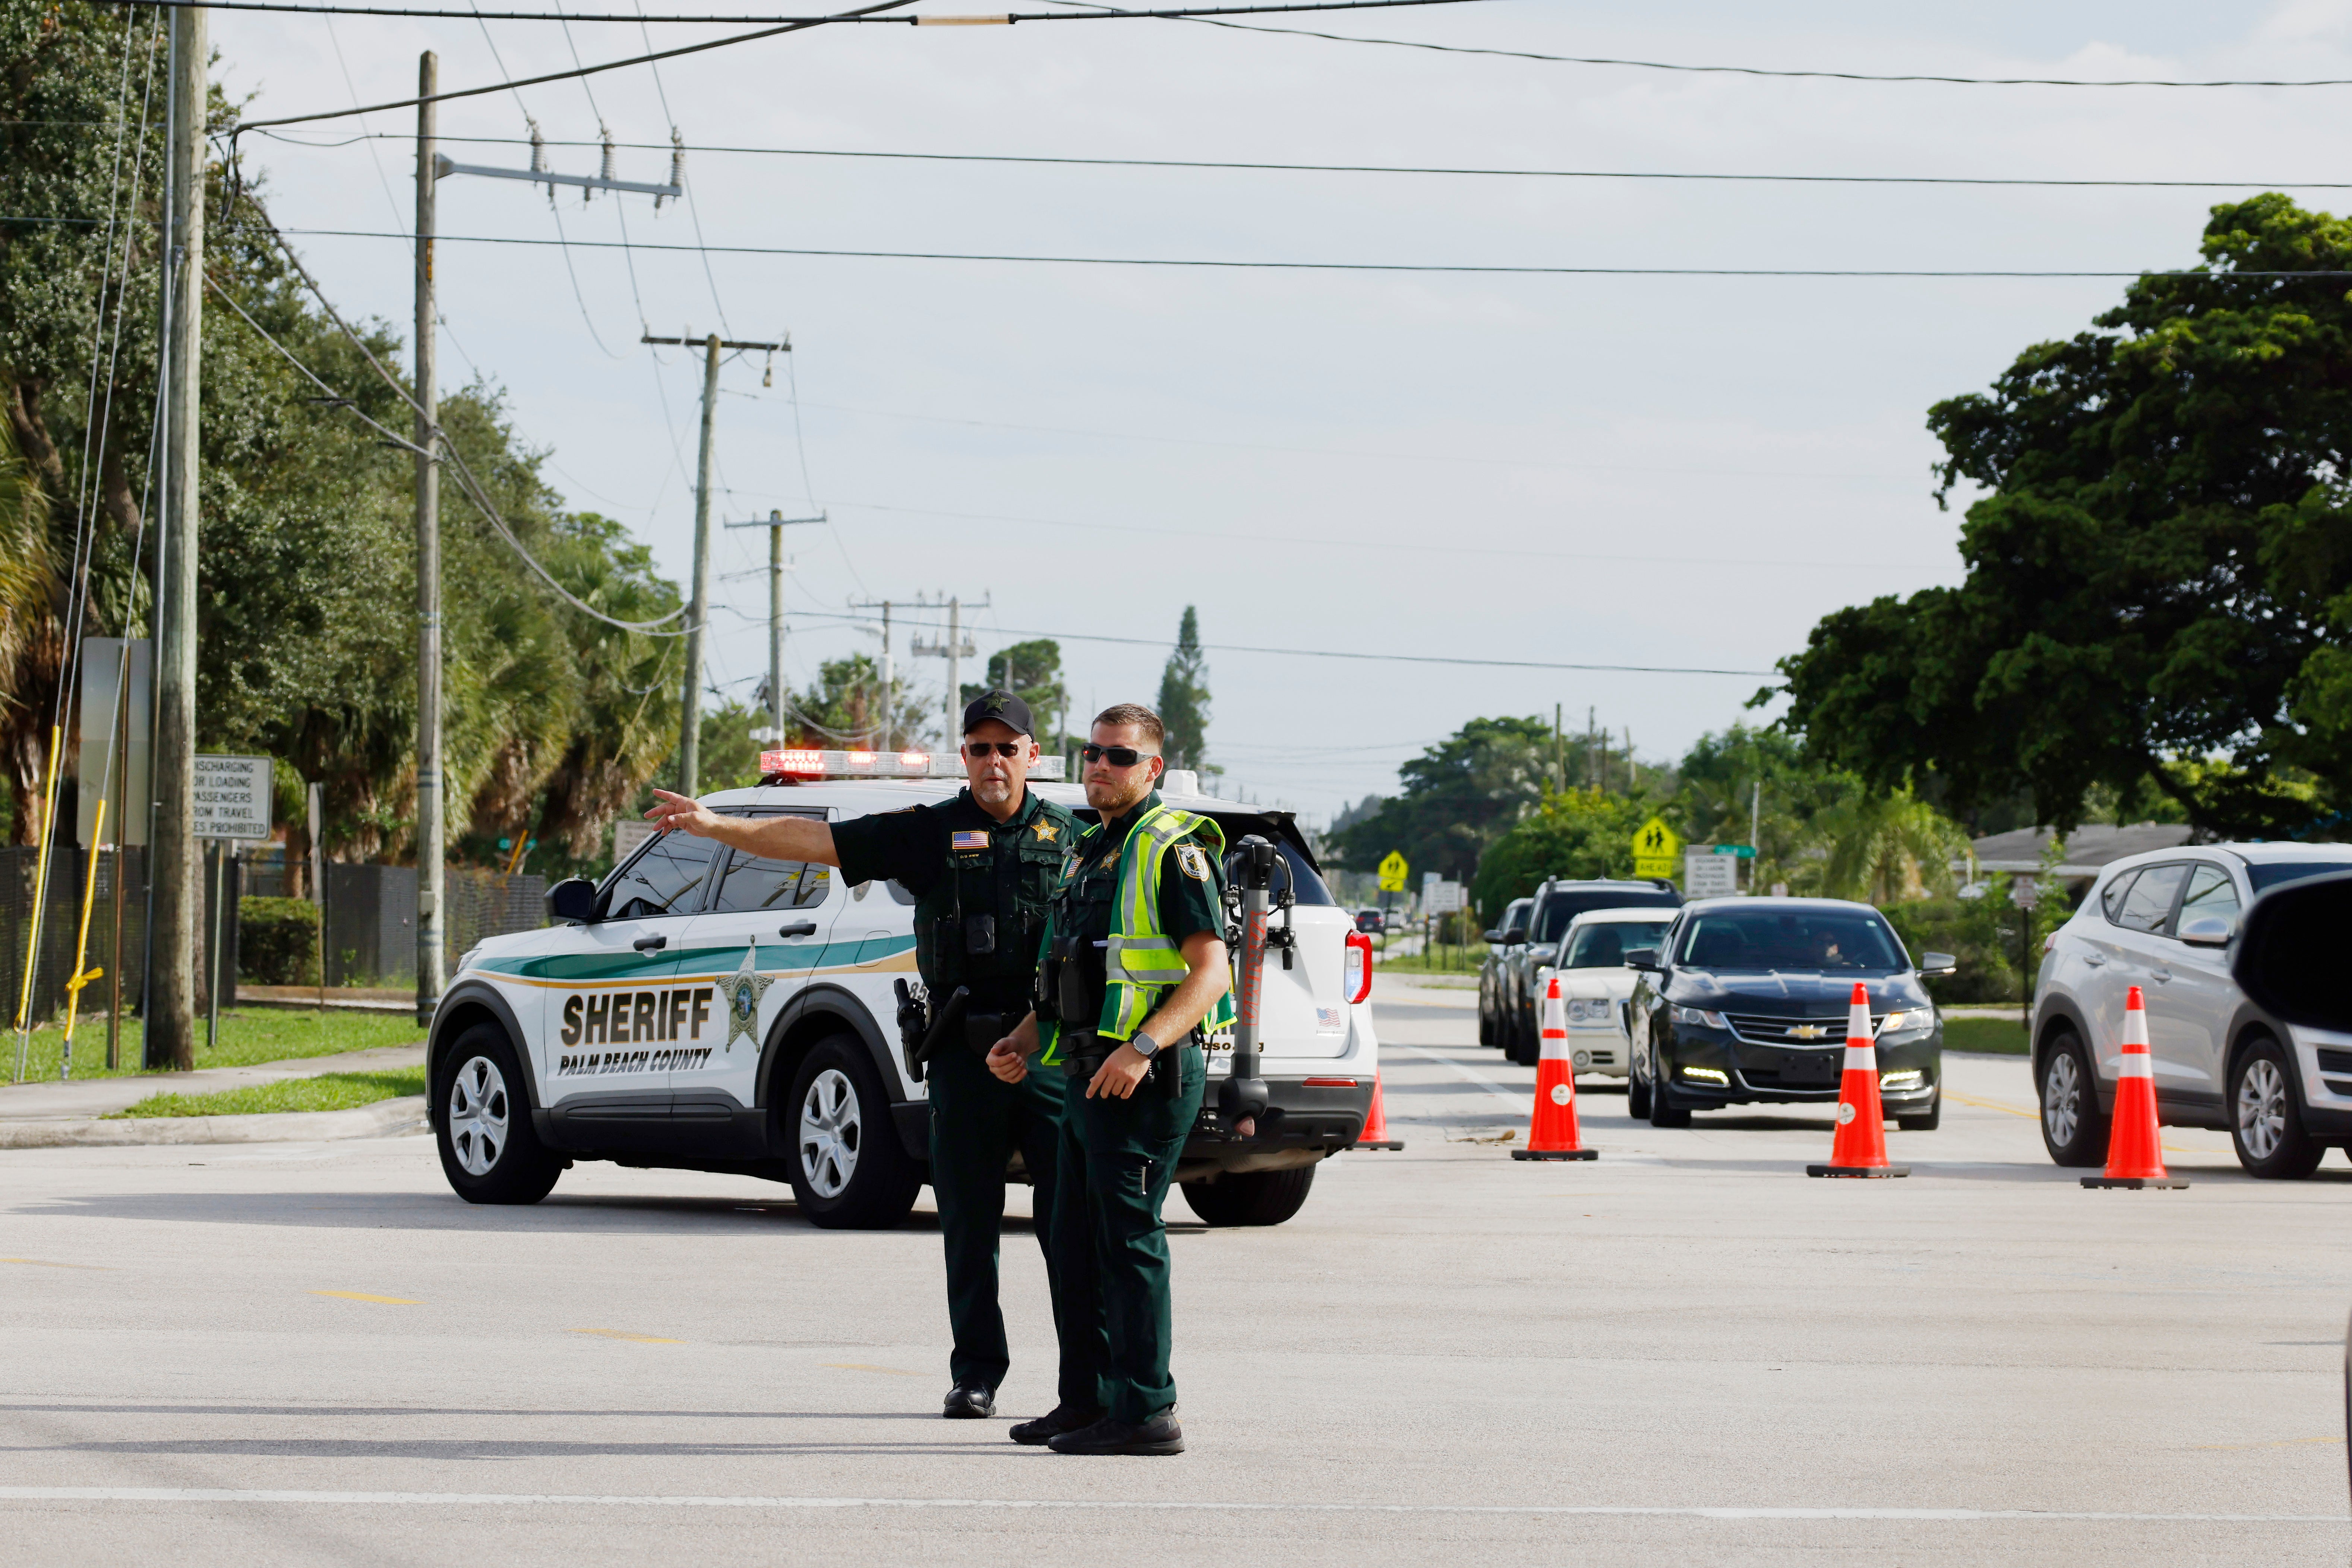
[1039,801,1235,1058]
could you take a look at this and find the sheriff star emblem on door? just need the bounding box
[714,941,775,1052]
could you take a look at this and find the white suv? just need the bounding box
[424,767,1380,1228]
[2033,841,2352,1178]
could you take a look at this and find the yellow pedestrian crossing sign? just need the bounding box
[1377,851,1410,892]
[1631,818,1680,879]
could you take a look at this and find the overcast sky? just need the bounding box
[207,0,2350,823]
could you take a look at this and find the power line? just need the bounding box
[255,225,2352,278]
[245,131,2352,191]
[779,608,1774,676]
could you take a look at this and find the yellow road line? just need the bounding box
[0,1257,108,1270]
[569,1328,682,1344]
[821,1362,925,1377]
[311,1290,420,1305]
[1945,1090,2223,1157]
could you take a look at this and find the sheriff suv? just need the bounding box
[422,759,1380,1229]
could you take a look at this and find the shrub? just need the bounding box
[239,898,320,986]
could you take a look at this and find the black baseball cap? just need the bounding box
[962,689,1035,738]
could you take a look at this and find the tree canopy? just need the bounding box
[1775,195,2352,840]
[1327,715,1553,882]
[1156,606,1212,772]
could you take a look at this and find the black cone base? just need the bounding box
[1512,1147,1598,1161]
[1354,1140,1404,1151]
[1806,1164,1911,1178]
[2082,1176,2190,1188]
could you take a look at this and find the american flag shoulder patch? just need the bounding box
[951,830,990,851]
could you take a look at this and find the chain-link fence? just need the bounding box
[0,845,160,1027]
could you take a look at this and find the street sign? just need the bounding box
[1708,844,1758,859]
[1426,880,1466,915]
[191,755,273,842]
[1685,851,1739,898]
[614,818,658,866]
[1377,851,1410,892]
[1630,817,1680,879]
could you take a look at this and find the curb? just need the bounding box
[0,1096,429,1149]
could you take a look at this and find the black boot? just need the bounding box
[1009,1403,1105,1445]
[1046,1412,1184,1455]
[941,1383,995,1419]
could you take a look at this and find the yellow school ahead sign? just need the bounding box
[1377,851,1410,892]
[1630,818,1680,880]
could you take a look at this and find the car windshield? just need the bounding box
[1561,920,1672,968]
[1676,908,1908,972]
[1535,887,1676,943]
[2247,861,2352,894]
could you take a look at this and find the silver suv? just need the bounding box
[2033,842,2352,1178]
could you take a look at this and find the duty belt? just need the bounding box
[1059,1030,1199,1100]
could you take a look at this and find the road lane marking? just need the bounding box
[0,1488,2336,1522]
[1944,1091,2230,1156]
[1395,1043,1531,1116]
[820,1363,924,1376]
[310,1292,420,1305]
[569,1329,682,1344]
[0,1258,108,1270]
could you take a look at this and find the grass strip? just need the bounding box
[107,1066,427,1119]
[1944,1016,2028,1055]
[7,1009,420,1084]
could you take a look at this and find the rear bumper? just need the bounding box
[1177,1076,1376,1180]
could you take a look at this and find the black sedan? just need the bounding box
[1625,898,1954,1131]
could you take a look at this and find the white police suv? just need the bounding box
[424,752,1381,1229]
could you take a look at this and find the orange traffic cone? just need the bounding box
[1513,977,1597,1161]
[1355,1071,1403,1151]
[1807,981,1909,1178]
[2084,985,2188,1189]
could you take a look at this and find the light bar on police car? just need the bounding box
[760,747,1067,781]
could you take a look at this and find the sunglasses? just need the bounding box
[1082,743,1158,768]
[963,740,1026,758]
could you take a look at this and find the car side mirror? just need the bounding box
[1918,951,1958,977]
[1482,929,1504,944]
[2177,916,2234,949]
[545,877,597,924]
[2233,872,2352,1027]
[1624,946,1660,972]
[1503,926,1527,946]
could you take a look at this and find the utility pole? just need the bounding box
[641,330,789,795]
[1553,702,1563,794]
[912,596,984,745]
[149,0,205,1071]
[725,510,822,743]
[848,599,898,747]
[413,50,445,1028]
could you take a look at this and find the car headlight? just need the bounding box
[1877,1009,1934,1040]
[1568,998,1611,1024]
[1673,1005,1728,1030]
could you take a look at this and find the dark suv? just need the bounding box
[1492,878,1682,1065]
[1625,897,1952,1129]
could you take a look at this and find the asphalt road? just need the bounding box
[1,979,2346,1564]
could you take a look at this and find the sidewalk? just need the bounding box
[0,1042,426,1122]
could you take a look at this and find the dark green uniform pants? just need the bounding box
[926,1042,1085,1401]
[1051,1047,1207,1425]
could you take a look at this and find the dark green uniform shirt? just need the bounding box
[831,785,1077,1015]
[1055,790,1227,1032]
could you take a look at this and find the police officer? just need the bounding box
[985,703,1232,1456]
[645,690,1081,1423]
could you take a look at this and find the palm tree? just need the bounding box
[1816,789,1966,906]
[0,423,61,844]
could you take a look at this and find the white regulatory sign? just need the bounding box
[192,755,274,842]
[613,818,658,866]
[1683,850,1740,898]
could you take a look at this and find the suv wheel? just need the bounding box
[1477,993,1495,1047]
[784,1034,923,1228]
[1647,1056,1692,1128]
[2230,1036,2326,1180]
[1181,1166,1315,1227]
[435,1023,563,1205]
[2037,1028,2109,1168]
[1626,1053,1652,1120]
[1506,1005,1537,1067]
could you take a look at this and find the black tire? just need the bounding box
[784,1034,923,1229]
[435,1023,562,1205]
[1626,1057,1652,1120]
[1505,1004,1537,1067]
[2037,1028,2109,1167]
[2230,1035,2326,1181]
[1897,1090,1941,1133]
[1181,1166,1315,1227]
[1477,998,1495,1047]
[1647,1057,1692,1128]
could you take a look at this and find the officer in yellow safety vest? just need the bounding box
[985,702,1234,1456]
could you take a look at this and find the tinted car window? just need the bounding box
[1535,887,1678,943]
[602,831,718,920]
[1675,908,1907,972]
[1500,899,1532,936]
[2113,862,2188,935]
[2176,864,2239,930]
[2247,860,2352,894]
[1219,840,1334,906]
[712,848,830,913]
[2099,869,2140,923]
[1562,920,1672,968]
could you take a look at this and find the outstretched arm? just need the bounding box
[644,789,842,866]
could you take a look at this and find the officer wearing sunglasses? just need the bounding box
[645,690,1081,1426]
[984,703,1234,1456]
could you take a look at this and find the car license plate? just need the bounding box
[1783,1052,1839,1086]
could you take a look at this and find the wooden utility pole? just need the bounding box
[913,597,984,742]
[726,510,822,745]
[149,0,206,1070]
[641,330,789,794]
[413,50,445,1026]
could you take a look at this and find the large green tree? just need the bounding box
[1329,716,1553,881]
[1155,606,1211,771]
[1776,195,2352,840]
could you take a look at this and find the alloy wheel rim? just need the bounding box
[799,1067,862,1199]
[2045,1051,2080,1147]
[2238,1058,2286,1160]
[448,1054,508,1177]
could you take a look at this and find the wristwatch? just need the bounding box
[1128,1030,1161,1060]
